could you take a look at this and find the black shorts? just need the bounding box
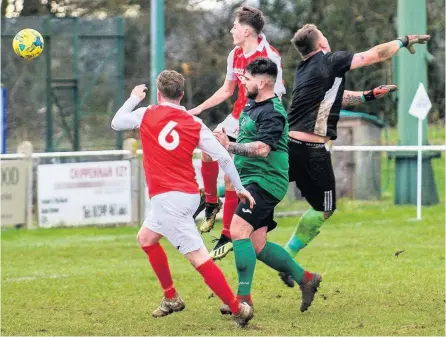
[235,183,279,232]
[288,138,336,212]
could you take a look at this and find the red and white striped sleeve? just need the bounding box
[266,45,286,97]
[225,48,237,81]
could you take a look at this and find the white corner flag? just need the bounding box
[409,83,432,120]
[408,83,432,220]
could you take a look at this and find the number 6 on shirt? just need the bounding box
[158,121,180,150]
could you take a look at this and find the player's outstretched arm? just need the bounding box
[188,80,237,116]
[350,35,430,70]
[342,84,398,107]
[111,84,148,130]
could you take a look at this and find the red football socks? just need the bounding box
[237,294,253,306]
[201,161,219,204]
[196,259,240,314]
[303,270,315,283]
[142,243,176,299]
[222,190,238,239]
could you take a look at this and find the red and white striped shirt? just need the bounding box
[226,34,286,119]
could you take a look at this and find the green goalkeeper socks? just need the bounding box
[257,241,305,284]
[233,238,257,296]
[285,208,325,258]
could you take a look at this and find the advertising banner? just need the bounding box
[38,161,132,227]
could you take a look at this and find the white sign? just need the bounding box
[0,88,5,153]
[38,161,132,227]
[409,83,432,120]
[1,160,29,226]
[143,158,225,217]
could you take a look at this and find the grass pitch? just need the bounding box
[1,199,444,336]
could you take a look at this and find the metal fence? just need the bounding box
[1,16,125,152]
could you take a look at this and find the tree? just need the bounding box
[260,0,444,125]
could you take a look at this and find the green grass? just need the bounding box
[382,124,445,200]
[275,125,445,214]
[2,200,445,336]
[372,125,445,202]
[2,125,444,335]
[384,124,445,145]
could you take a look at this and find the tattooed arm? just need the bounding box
[227,141,271,157]
[350,35,431,70]
[213,110,284,158]
[213,130,272,157]
[350,41,401,70]
[213,130,273,157]
[342,91,364,107]
[342,85,398,107]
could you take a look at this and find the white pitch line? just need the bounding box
[4,274,71,283]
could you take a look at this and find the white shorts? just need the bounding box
[143,191,204,255]
[215,114,239,139]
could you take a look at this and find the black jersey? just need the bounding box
[288,51,354,140]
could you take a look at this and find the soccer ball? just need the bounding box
[12,29,44,59]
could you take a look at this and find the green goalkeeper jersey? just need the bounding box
[234,96,289,201]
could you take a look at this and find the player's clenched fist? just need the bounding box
[397,35,430,54]
[131,84,147,100]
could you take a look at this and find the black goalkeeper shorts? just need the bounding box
[288,138,336,212]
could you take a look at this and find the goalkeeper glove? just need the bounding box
[363,84,398,102]
[397,35,430,54]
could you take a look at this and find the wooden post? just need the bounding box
[123,138,139,225]
[17,141,34,229]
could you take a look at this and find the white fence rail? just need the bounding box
[331,145,446,152]
[1,145,445,160]
[1,142,444,229]
[1,149,130,159]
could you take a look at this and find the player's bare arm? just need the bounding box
[350,35,430,70]
[342,84,398,107]
[228,141,271,157]
[342,91,363,107]
[213,130,271,157]
[188,80,237,115]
